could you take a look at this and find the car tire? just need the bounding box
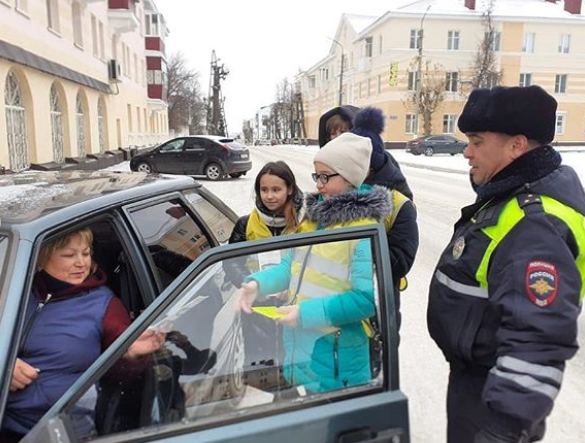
[135,161,153,173]
[229,173,243,178]
[424,147,434,156]
[205,163,224,181]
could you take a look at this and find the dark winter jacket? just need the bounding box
[427,145,585,440]
[318,105,360,147]
[367,151,414,201]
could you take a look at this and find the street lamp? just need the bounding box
[329,38,345,107]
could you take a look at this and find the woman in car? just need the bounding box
[225,161,304,286]
[236,133,392,392]
[1,227,165,442]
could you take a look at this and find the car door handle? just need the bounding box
[336,427,406,443]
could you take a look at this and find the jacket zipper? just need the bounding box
[333,330,340,379]
[20,293,53,353]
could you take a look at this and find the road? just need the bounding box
[204,145,585,443]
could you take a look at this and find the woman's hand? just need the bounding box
[10,358,39,392]
[126,329,166,359]
[276,305,299,328]
[236,281,259,314]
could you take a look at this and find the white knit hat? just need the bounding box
[314,132,373,187]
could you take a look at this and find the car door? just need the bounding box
[155,138,186,174]
[22,225,409,443]
[180,138,206,175]
[427,136,445,153]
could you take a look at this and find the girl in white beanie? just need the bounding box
[236,132,392,392]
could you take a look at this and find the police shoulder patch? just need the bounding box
[525,261,558,307]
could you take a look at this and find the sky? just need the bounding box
[155,1,404,135]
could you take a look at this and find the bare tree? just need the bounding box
[469,0,502,90]
[406,57,446,136]
[167,52,205,134]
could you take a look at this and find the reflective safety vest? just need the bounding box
[476,194,585,301]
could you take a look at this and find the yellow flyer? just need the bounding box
[252,306,286,320]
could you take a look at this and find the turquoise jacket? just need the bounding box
[248,185,392,392]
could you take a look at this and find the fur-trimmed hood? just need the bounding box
[304,185,392,227]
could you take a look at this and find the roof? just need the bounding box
[345,14,379,34]
[0,171,196,225]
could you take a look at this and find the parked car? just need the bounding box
[130,135,252,180]
[0,171,409,443]
[405,135,467,156]
[254,139,271,146]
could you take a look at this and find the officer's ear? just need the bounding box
[510,134,530,159]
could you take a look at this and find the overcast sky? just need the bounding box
[155,1,404,135]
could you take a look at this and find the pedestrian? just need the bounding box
[427,85,585,443]
[236,132,392,392]
[318,105,414,200]
[350,107,418,328]
[224,160,303,287]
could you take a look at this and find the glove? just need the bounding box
[475,427,530,443]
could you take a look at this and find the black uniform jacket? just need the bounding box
[428,163,585,430]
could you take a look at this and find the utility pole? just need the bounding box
[330,38,345,106]
[416,5,431,133]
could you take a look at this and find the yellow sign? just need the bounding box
[252,306,287,320]
[389,61,399,87]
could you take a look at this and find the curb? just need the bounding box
[399,161,468,175]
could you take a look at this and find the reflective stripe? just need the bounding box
[498,356,563,385]
[297,280,340,299]
[296,253,350,281]
[435,270,489,299]
[490,368,559,400]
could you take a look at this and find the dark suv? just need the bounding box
[0,171,408,443]
[130,135,252,180]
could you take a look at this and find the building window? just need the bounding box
[555,113,565,135]
[359,82,363,99]
[559,34,570,54]
[50,85,64,163]
[443,114,457,134]
[523,33,535,53]
[46,0,60,32]
[97,100,106,153]
[72,2,83,47]
[410,29,422,49]
[319,68,329,82]
[367,78,371,97]
[486,31,501,51]
[91,15,98,57]
[447,30,460,50]
[405,113,418,134]
[378,35,383,55]
[446,72,458,92]
[519,73,532,87]
[308,75,315,88]
[145,13,160,36]
[377,74,382,94]
[555,74,567,93]
[408,71,420,91]
[4,71,29,171]
[365,37,373,58]
[98,21,105,60]
[76,93,86,158]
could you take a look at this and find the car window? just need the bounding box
[185,139,205,150]
[62,236,386,441]
[225,141,245,150]
[160,139,186,152]
[183,190,235,244]
[128,199,212,291]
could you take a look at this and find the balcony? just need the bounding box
[145,36,165,55]
[108,0,140,33]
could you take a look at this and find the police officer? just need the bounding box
[427,85,585,443]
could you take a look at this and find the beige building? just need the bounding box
[0,0,169,172]
[299,0,585,144]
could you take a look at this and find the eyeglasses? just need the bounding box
[311,172,340,184]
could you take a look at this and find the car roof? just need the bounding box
[187,135,236,142]
[0,171,198,226]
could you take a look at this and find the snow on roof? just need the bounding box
[344,13,380,33]
[394,0,583,19]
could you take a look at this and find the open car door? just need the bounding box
[22,224,409,443]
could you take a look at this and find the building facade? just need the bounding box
[298,0,585,144]
[0,0,169,171]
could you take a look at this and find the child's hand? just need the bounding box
[236,281,259,314]
[276,305,299,328]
